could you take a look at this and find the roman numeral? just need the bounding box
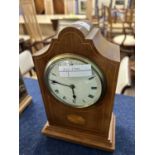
[82,99,86,103]
[52,73,56,76]
[55,89,59,93]
[88,94,94,98]
[88,76,95,80]
[63,96,66,100]
[91,87,97,90]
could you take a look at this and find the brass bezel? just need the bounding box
[44,53,106,108]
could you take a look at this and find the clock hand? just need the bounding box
[50,80,77,102]
[71,85,76,103]
[51,80,76,91]
[50,80,72,88]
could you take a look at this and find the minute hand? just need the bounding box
[50,80,72,88]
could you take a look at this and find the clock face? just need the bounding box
[44,54,106,108]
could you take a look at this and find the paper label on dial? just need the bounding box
[59,64,92,77]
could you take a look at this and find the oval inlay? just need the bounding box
[67,114,85,125]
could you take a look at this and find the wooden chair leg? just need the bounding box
[29,70,33,76]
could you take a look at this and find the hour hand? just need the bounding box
[71,85,76,103]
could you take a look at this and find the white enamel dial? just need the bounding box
[44,54,106,108]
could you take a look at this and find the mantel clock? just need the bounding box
[33,21,120,151]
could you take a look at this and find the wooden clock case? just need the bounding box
[33,22,120,151]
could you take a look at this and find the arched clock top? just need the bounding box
[56,20,93,37]
[33,21,120,63]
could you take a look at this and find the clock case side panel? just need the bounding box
[82,27,120,136]
[32,39,59,123]
[33,26,120,137]
[77,28,120,137]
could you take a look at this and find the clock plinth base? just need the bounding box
[42,114,116,151]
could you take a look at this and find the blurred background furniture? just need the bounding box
[19,69,32,114]
[102,4,135,58]
[34,0,45,14]
[111,0,129,9]
[19,35,31,53]
[112,8,135,58]
[20,0,57,52]
[19,50,35,77]
[116,56,131,94]
[19,0,102,38]
[44,0,54,14]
